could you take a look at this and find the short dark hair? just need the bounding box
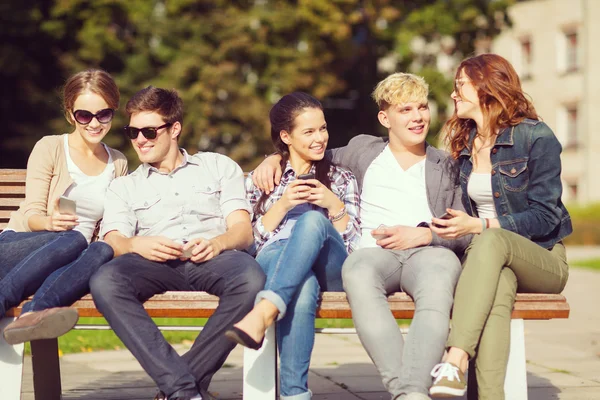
[125,86,184,124]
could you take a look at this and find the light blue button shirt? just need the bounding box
[100,150,251,242]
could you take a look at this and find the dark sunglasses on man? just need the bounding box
[72,108,115,125]
[123,123,173,140]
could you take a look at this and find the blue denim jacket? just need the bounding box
[458,118,572,249]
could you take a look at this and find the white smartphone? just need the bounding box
[181,241,194,258]
[58,196,77,215]
[372,224,389,241]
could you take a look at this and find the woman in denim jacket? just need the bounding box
[427,54,572,399]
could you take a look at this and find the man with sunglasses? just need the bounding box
[89,86,265,400]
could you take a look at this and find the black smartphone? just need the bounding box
[297,173,316,187]
[432,212,452,228]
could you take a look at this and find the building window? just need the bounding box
[565,31,579,72]
[519,37,532,79]
[565,105,579,149]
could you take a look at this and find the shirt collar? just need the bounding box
[282,160,316,179]
[142,148,196,177]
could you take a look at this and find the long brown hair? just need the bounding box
[254,92,333,215]
[444,54,538,159]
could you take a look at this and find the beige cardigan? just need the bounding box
[7,134,129,232]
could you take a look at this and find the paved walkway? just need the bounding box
[19,248,600,399]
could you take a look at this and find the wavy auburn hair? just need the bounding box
[444,54,538,159]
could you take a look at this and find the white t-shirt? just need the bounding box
[63,135,115,243]
[358,145,433,249]
[467,172,497,219]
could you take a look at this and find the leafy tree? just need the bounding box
[0,0,514,169]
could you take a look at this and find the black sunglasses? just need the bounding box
[73,108,114,125]
[124,123,173,140]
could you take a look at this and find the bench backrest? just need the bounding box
[0,169,26,232]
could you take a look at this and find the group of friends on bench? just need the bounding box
[0,53,571,400]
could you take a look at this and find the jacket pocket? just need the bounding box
[498,160,529,192]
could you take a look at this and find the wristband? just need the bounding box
[329,206,347,222]
[480,217,486,232]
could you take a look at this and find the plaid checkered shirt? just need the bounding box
[245,161,361,255]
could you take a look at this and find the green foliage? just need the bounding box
[563,203,600,246]
[0,0,513,169]
[570,258,600,271]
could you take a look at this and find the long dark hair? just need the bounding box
[254,92,334,215]
[444,54,538,160]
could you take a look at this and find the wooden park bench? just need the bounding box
[0,168,570,400]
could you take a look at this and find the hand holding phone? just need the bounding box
[371,224,390,240]
[58,196,77,215]
[297,173,316,188]
[181,240,195,259]
[432,212,452,228]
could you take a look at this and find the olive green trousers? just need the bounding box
[447,228,568,400]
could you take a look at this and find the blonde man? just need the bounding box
[253,73,471,399]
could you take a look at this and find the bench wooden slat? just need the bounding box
[5,292,570,320]
[0,197,23,207]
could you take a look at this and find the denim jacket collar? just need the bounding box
[459,126,515,158]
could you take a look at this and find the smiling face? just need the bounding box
[128,111,180,166]
[71,92,112,145]
[451,69,483,124]
[280,107,328,163]
[378,101,430,150]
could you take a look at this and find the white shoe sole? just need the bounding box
[429,386,467,397]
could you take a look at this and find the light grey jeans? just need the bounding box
[342,246,462,400]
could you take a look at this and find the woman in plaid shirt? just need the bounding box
[226,92,360,400]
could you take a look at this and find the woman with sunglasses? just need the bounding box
[225,92,360,400]
[0,69,128,345]
[427,54,571,399]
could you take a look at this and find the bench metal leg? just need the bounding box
[31,338,62,400]
[0,317,25,400]
[243,325,277,400]
[504,319,528,400]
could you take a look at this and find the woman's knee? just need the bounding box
[295,211,329,233]
[88,241,115,261]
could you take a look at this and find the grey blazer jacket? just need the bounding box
[327,134,471,255]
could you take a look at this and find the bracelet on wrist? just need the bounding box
[329,205,347,222]
[480,217,486,233]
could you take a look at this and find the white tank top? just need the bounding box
[62,135,115,243]
[467,173,497,219]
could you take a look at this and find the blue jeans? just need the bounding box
[0,229,110,317]
[256,211,347,399]
[90,251,265,399]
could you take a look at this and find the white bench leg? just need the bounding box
[504,319,528,400]
[0,317,25,400]
[243,324,277,400]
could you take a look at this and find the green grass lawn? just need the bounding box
[25,317,411,355]
[570,258,600,271]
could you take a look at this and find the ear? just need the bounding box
[170,121,182,139]
[377,110,390,129]
[280,130,292,145]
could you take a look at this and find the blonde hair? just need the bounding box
[371,72,429,110]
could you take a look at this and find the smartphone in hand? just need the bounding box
[297,173,316,188]
[372,224,389,240]
[58,196,77,215]
[181,240,194,258]
[432,212,452,228]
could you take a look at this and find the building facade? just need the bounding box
[491,0,600,204]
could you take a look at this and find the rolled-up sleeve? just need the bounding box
[334,169,361,253]
[245,173,273,251]
[100,178,137,239]
[216,155,252,218]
